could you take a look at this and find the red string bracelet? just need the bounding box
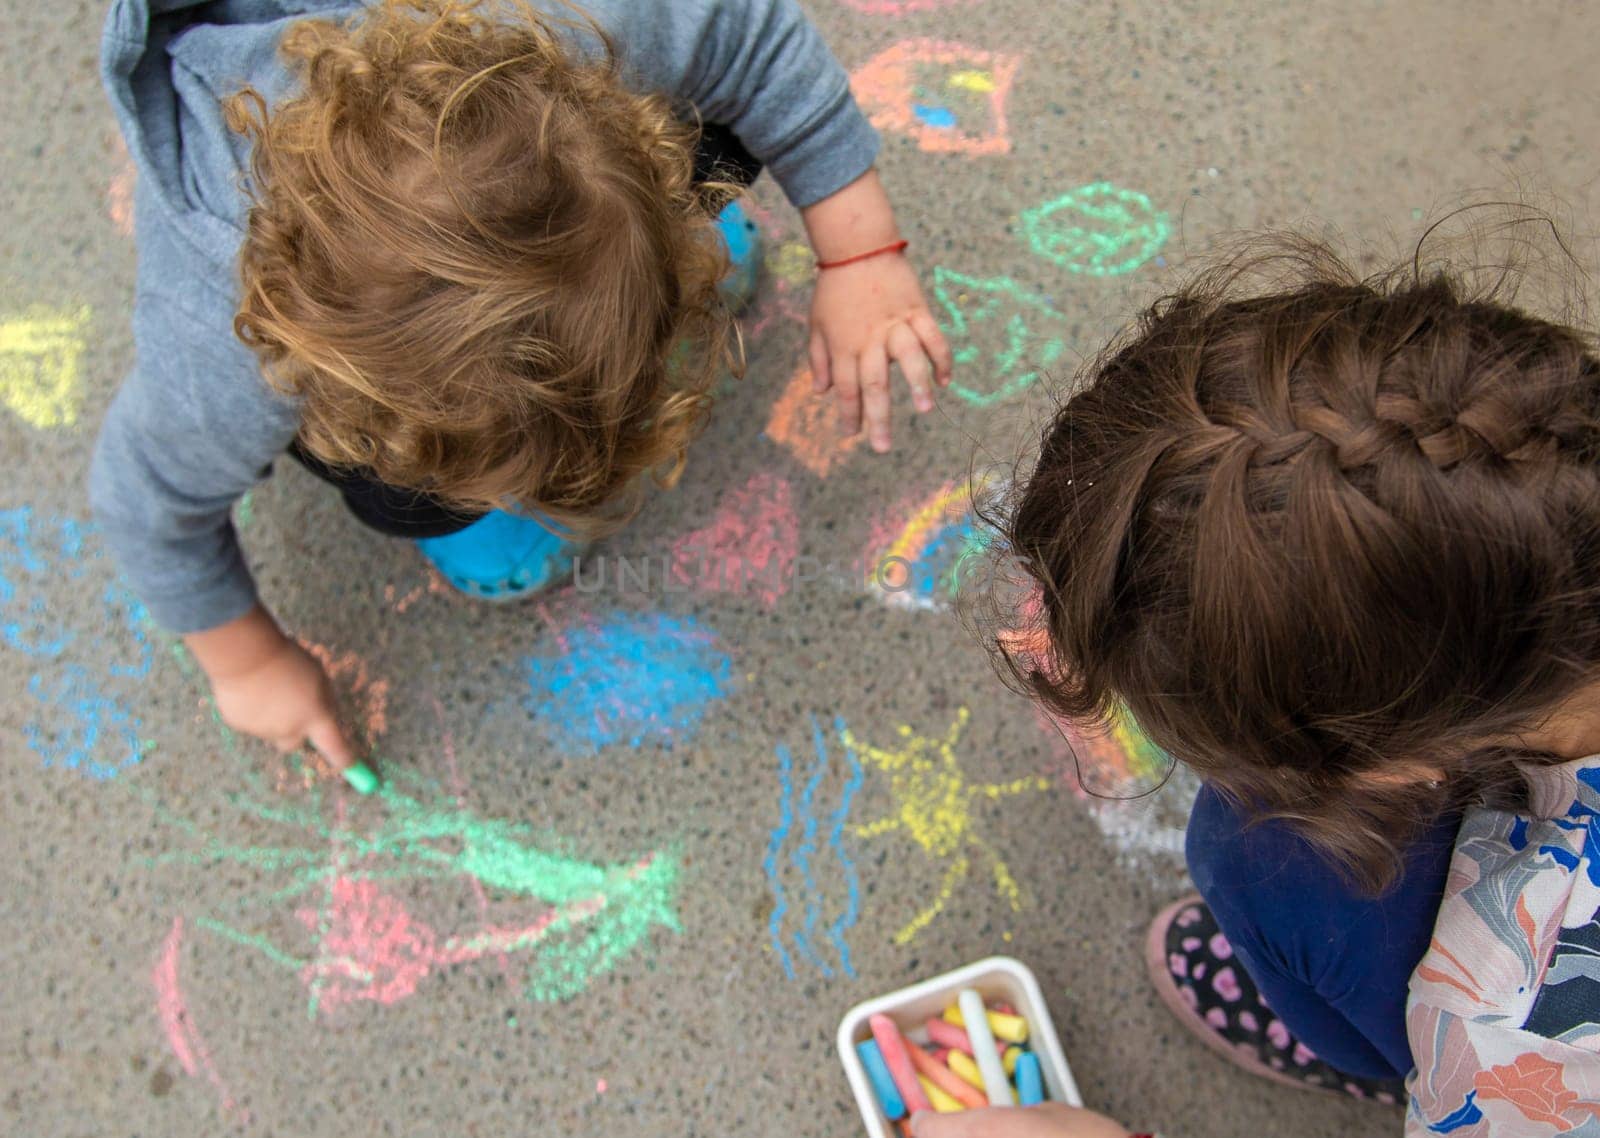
[815,239,909,270]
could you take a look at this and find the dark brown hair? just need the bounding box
[997,238,1600,892]
[226,0,735,534]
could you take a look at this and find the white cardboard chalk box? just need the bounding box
[837,956,1082,1137]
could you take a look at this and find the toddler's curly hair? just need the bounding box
[226,0,735,532]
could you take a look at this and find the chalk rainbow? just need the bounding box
[867,478,993,609]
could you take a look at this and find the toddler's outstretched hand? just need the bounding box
[910,1104,1135,1138]
[186,605,358,779]
[802,169,953,453]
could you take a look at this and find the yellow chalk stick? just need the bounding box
[943,1004,1030,1044]
[947,1049,985,1090]
[918,1075,965,1114]
[1003,1046,1023,1076]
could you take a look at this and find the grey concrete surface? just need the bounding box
[3,2,1597,1136]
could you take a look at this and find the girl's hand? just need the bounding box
[910,1104,1136,1138]
[185,605,357,774]
[801,168,953,453]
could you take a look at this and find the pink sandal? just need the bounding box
[1144,894,1403,1105]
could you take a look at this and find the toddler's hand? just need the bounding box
[186,605,357,775]
[910,1104,1135,1138]
[209,639,356,770]
[808,250,952,453]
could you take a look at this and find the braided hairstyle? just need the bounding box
[1001,241,1600,892]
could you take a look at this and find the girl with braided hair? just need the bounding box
[936,238,1600,1137]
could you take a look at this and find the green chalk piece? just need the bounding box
[342,761,380,795]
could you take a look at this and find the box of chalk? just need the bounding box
[836,956,1081,1137]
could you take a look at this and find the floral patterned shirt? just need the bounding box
[1407,755,1600,1135]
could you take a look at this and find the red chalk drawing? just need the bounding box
[840,0,976,14]
[383,566,452,614]
[671,472,799,608]
[293,868,652,1012]
[148,700,683,1124]
[765,365,865,478]
[154,917,249,1125]
[850,40,1022,156]
[298,641,390,743]
[108,135,135,238]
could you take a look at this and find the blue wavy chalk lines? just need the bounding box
[763,715,862,980]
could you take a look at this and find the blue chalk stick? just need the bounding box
[856,1038,907,1120]
[1015,1050,1044,1106]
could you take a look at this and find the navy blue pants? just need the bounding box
[1185,785,1460,1079]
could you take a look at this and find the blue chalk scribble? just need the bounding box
[1,508,90,656]
[27,664,154,780]
[791,725,832,975]
[524,612,732,755]
[912,103,958,129]
[910,517,991,604]
[764,715,859,981]
[1,507,157,780]
[828,717,865,979]
[763,740,798,980]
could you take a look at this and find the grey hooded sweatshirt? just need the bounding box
[95,0,878,632]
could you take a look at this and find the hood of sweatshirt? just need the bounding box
[101,0,357,273]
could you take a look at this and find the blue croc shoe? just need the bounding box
[716,199,763,312]
[414,509,582,601]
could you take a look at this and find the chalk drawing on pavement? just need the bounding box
[108,134,135,237]
[2,508,157,779]
[932,268,1068,408]
[846,708,1050,945]
[154,917,249,1125]
[523,610,733,755]
[671,472,800,609]
[0,307,91,429]
[153,768,683,1012]
[1020,184,1171,277]
[864,477,994,611]
[999,616,1196,866]
[851,40,1021,156]
[1038,705,1198,867]
[766,363,867,477]
[763,715,864,980]
[297,640,391,746]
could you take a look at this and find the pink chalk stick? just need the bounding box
[870,1014,933,1114]
[925,1016,1007,1058]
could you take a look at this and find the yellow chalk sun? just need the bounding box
[845,707,1050,945]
